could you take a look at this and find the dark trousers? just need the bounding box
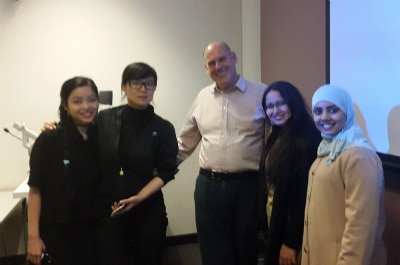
[194,173,259,265]
[96,212,168,265]
[39,222,97,265]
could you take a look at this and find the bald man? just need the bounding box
[177,42,268,265]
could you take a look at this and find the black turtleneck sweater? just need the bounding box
[96,105,178,218]
[119,105,156,178]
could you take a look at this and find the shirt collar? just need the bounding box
[212,75,245,94]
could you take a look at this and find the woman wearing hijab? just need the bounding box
[302,84,386,265]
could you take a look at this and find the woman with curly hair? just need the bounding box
[258,81,321,265]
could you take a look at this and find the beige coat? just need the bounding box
[302,147,386,265]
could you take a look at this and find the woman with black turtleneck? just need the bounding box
[95,63,178,265]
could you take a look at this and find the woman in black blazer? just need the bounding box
[95,63,178,265]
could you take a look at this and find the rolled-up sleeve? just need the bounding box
[177,96,202,165]
[156,122,179,184]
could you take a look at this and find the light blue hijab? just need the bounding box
[312,84,374,164]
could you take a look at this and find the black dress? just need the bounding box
[28,123,100,265]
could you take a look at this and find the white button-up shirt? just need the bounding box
[177,75,267,172]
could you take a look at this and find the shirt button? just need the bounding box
[308,194,311,200]
[305,220,308,226]
[312,171,315,176]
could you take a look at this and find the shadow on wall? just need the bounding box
[387,105,400,156]
[354,103,400,265]
[380,104,400,265]
[353,103,376,150]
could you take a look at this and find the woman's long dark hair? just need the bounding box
[58,76,99,203]
[262,81,319,185]
[59,77,99,126]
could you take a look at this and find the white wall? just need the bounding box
[242,0,261,82]
[1,0,261,245]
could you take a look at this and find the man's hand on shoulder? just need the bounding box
[41,121,57,132]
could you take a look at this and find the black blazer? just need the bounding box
[95,105,178,216]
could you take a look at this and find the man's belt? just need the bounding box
[199,168,258,180]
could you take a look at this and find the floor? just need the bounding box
[6,240,265,265]
[162,242,265,265]
[162,243,202,265]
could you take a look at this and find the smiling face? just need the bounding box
[265,90,292,126]
[63,85,98,126]
[313,100,347,136]
[121,76,156,109]
[204,43,238,92]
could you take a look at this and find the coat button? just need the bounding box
[311,171,315,176]
[304,247,308,253]
[305,220,308,226]
[308,194,311,200]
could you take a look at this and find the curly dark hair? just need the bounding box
[261,81,320,185]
